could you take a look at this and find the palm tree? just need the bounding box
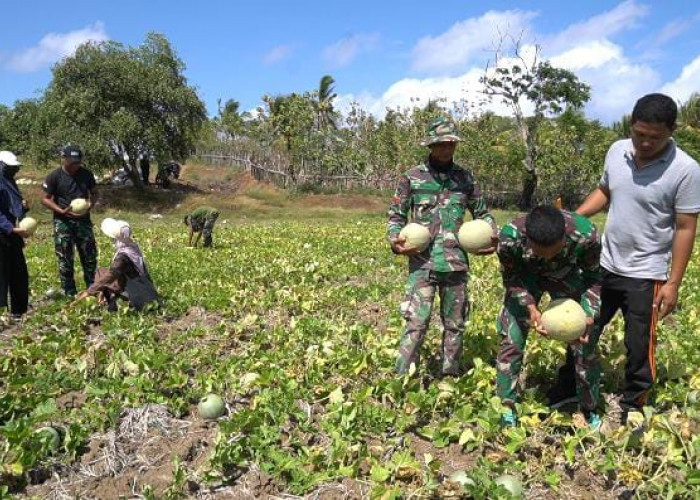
[315,75,338,131]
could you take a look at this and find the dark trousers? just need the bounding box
[0,234,29,315]
[558,269,662,411]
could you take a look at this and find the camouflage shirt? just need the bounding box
[497,210,602,318]
[387,158,496,272]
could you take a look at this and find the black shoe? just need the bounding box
[546,382,578,409]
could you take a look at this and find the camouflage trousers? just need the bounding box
[53,219,98,296]
[201,211,219,247]
[396,268,469,376]
[496,287,601,411]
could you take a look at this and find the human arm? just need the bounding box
[578,222,602,320]
[41,191,78,217]
[576,186,610,217]
[654,213,698,318]
[387,175,422,256]
[498,224,538,314]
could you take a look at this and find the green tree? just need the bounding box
[314,75,339,131]
[35,33,206,185]
[262,92,315,182]
[217,99,246,140]
[482,42,591,208]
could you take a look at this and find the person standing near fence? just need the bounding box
[388,117,497,377]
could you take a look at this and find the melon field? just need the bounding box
[1,207,699,499]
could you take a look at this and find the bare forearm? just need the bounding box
[576,187,610,217]
[41,196,63,214]
[668,220,698,286]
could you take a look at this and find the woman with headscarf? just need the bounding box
[0,151,30,322]
[75,218,158,311]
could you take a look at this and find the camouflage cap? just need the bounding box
[420,117,462,147]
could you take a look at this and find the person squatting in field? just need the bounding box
[0,151,30,322]
[184,206,220,248]
[495,205,602,429]
[41,145,99,297]
[387,117,497,377]
[574,93,700,424]
[75,218,158,311]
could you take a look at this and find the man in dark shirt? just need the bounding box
[41,145,99,296]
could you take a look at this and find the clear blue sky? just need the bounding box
[1,1,699,123]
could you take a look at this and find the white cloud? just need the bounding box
[654,18,695,46]
[335,67,522,119]
[322,33,379,68]
[411,9,537,73]
[6,22,108,72]
[661,54,700,103]
[545,0,648,53]
[549,40,622,70]
[263,44,295,65]
[336,3,700,125]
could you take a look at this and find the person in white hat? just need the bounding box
[75,218,158,311]
[0,151,30,322]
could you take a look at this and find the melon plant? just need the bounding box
[69,198,90,215]
[18,217,38,235]
[541,298,587,342]
[458,219,493,253]
[399,223,431,252]
[198,394,225,419]
[35,426,61,453]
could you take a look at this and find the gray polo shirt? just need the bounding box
[600,139,700,280]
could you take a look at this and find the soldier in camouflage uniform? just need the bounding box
[41,146,99,297]
[496,205,602,428]
[184,206,220,248]
[388,117,497,377]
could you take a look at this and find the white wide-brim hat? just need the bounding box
[101,218,131,241]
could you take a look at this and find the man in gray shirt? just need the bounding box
[551,94,700,423]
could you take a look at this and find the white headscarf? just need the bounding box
[113,224,146,276]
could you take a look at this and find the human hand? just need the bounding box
[653,282,678,319]
[528,305,547,337]
[473,235,499,255]
[570,316,594,345]
[390,235,423,256]
[12,227,29,238]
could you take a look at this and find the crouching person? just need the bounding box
[75,218,158,311]
[496,205,602,429]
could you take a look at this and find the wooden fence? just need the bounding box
[192,150,538,205]
[193,152,397,190]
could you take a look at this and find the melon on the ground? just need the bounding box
[18,217,38,235]
[198,394,225,419]
[541,298,587,342]
[494,474,522,498]
[69,198,90,215]
[399,223,431,252]
[458,219,493,253]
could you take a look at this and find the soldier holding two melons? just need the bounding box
[496,205,602,429]
[387,117,497,378]
[41,145,99,297]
